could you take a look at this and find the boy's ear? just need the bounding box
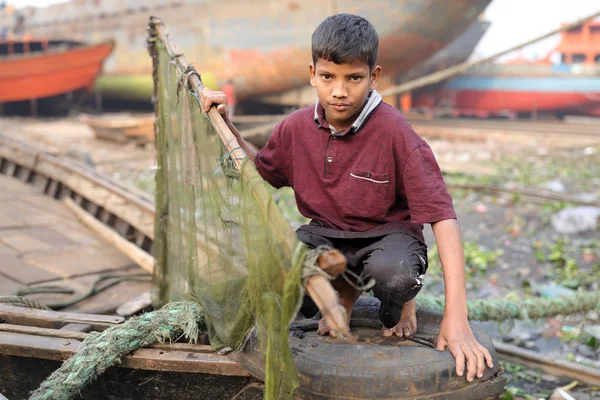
[369,65,382,90]
[309,63,316,87]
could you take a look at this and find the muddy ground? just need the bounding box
[1,114,599,399]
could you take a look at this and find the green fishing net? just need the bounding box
[149,21,308,399]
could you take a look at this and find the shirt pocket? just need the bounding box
[345,168,392,219]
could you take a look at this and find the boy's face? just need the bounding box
[309,58,381,131]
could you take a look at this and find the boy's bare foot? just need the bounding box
[382,298,417,338]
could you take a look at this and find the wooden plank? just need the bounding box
[0,331,249,376]
[0,242,16,256]
[0,255,61,285]
[0,175,33,194]
[55,224,100,245]
[0,324,210,349]
[0,304,123,331]
[9,265,149,314]
[60,323,93,333]
[22,226,77,248]
[22,244,135,278]
[0,324,88,340]
[0,211,25,230]
[64,198,154,273]
[0,233,53,253]
[0,275,24,296]
[124,348,249,376]
[63,276,150,315]
[21,194,75,219]
[116,290,152,317]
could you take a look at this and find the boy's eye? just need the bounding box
[321,74,332,80]
[350,76,362,82]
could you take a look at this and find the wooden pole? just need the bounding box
[151,19,349,337]
[380,10,600,97]
[64,197,154,274]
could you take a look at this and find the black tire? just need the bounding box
[234,296,505,400]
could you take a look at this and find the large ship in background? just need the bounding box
[0,0,492,104]
[0,38,114,114]
[413,20,600,118]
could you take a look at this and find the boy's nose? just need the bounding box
[332,83,348,98]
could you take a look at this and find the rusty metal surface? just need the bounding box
[1,0,491,98]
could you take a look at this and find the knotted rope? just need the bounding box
[417,290,600,322]
[28,302,205,400]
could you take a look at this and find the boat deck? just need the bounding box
[0,174,150,314]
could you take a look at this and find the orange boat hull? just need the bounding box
[0,41,114,102]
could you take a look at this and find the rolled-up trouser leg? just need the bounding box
[296,230,335,318]
[358,233,428,329]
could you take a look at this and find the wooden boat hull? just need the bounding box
[80,113,156,144]
[0,41,114,102]
[414,70,600,115]
[0,305,255,400]
[1,356,257,400]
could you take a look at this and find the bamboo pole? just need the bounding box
[149,18,349,337]
[380,10,600,97]
[64,197,154,274]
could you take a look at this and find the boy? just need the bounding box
[201,13,493,382]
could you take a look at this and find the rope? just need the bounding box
[14,273,152,310]
[0,296,52,310]
[213,146,243,176]
[29,301,204,400]
[17,286,74,295]
[301,245,375,292]
[176,64,201,106]
[417,290,600,322]
[301,245,336,285]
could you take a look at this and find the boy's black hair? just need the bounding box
[311,13,379,71]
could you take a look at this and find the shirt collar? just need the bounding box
[313,90,382,136]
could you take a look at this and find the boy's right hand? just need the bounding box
[200,88,229,122]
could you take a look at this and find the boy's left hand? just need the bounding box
[436,316,494,382]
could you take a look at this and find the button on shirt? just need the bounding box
[254,91,456,242]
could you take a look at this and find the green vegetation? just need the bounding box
[533,238,600,289]
[427,241,503,282]
[273,187,309,225]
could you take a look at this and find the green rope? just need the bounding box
[15,273,152,310]
[0,296,52,310]
[28,301,205,400]
[417,291,600,322]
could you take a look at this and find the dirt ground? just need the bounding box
[1,114,599,399]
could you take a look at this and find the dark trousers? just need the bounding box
[297,230,428,328]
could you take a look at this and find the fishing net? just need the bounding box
[148,19,308,399]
